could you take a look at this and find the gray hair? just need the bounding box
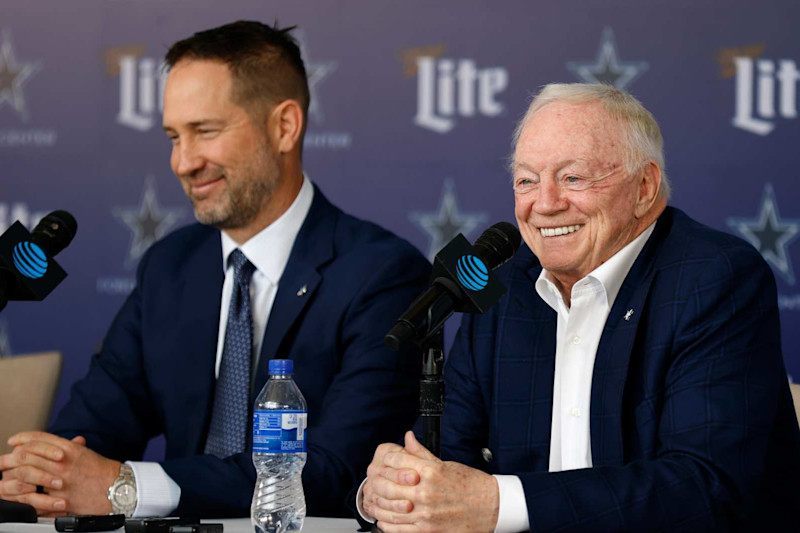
[511,83,671,200]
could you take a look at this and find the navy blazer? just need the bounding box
[51,187,430,517]
[442,207,800,531]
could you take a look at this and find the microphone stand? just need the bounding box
[413,279,460,457]
[420,326,445,457]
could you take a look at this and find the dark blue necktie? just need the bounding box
[204,249,256,458]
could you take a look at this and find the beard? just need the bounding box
[188,141,280,230]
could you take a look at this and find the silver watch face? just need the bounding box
[114,482,136,508]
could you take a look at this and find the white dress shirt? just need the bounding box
[493,222,655,533]
[127,175,314,517]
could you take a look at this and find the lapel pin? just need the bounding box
[481,447,493,463]
[296,285,308,297]
[624,309,634,321]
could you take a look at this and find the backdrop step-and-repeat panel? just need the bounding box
[1,1,799,449]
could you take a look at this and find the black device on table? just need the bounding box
[55,514,126,532]
[169,525,222,533]
[0,499,37,524]
[124,517,200,533]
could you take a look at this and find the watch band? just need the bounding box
[118,464,135,483]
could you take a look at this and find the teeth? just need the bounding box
[539,225,582,237]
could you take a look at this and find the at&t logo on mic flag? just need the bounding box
[12,241,47,279]
[456,254,488,291]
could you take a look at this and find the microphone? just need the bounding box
[0,210,78,312]
[386,222,521,350]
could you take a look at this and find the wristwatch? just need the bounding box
[107,464,137,517]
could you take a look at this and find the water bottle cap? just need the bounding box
[268,358,293,375]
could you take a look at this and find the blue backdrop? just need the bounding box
[1,0,798,458]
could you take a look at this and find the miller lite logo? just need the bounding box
[116,54,167,132]
[413,56,508,134]
[732,57,799,136]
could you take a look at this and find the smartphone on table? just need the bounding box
[55,514,126,532]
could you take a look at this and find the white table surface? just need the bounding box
[0,517,361,533]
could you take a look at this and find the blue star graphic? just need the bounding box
[0,30,41,122]
[297,35,337,125]
[567,27,648,89]
[410,179,488,261]
[728,183,800,285]
[113,176,185,268]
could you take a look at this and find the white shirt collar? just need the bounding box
[220,174,314,285]
[535,221,657,311]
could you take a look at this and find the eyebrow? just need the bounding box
[513,159,585,173]
[162,119,224,133]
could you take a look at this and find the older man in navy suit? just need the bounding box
[0,21,429,519]
[361,84,800,532]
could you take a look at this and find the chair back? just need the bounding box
[0,351,62,455]
[791,383,800,429]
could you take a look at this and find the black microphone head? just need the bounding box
[472,222,521,270]
[31,210,77,257]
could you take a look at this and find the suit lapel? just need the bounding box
[253,187,336,388]
[492,249,557,473]
[175,231,224,454]
[523,264,558,471]
[590,213,672,466]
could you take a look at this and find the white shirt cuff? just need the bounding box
[493,475,530,533]
[355,477,375,524]
[126,461,182,518]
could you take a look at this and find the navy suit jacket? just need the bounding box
[442,207,800,531]
[51,187,430,518]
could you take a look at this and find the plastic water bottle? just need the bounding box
[251,359,308,533]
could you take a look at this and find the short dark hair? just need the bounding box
[165,20,310,122]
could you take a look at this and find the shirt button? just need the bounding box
[570,407,581,417]
[571,335,581,345]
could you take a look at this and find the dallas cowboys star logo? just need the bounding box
[410,179,488,261]
[0,30,41,122]
[567,27,648,89]
[113,176,185,267]
[0,320,11,357]
[297,35,337,125]
[728,183,800,285]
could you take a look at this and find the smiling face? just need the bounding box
[163,59,280,234]
[513,100,653,289]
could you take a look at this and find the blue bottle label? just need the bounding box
[252,410,307,453]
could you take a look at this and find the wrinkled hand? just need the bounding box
[362,439,420,522]
[0,432,120,516]
[368,431,499,533]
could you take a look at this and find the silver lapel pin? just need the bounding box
[296,285,308,297]
[624,309,634,321]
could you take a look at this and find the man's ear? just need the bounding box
[269,99,304,154]
[634,161,662,218]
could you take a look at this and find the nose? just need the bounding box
[534,176,568,215]
[172,139,205,178]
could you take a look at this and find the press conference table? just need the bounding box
[0,517,360,532]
